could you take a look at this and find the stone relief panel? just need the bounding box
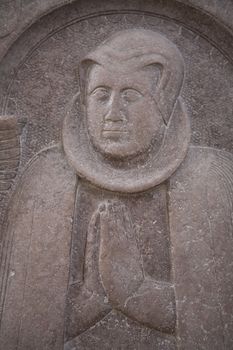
[0,0,21,39]
[0,2,233,350]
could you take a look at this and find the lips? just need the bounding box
[102,129,127,133]
[102,128,128,139]
[102,120,128,139]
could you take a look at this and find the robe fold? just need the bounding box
[0,145,232,350]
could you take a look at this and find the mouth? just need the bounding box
[102,129,128,133]
[102,129,128,140]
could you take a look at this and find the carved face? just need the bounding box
[86,64,165,160]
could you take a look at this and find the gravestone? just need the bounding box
[0,1,233,349]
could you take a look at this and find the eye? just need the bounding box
[91,87,110,103]
[121,89,143,104]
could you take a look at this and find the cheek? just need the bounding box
[129,100,158,136]
[87,101,105,132]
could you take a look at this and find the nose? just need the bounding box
[104,93,123,122]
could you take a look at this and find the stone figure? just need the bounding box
[0,29,233,350]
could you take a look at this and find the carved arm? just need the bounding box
[99,201,176,334]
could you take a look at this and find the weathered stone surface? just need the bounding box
[0,1,232,349]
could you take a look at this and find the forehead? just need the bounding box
[87,64,153,92]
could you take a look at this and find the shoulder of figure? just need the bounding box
[23,143,73,174]
[190,146,233,185]
[170,145,233,195]
[21,143,76,184]
[8,143,77,212]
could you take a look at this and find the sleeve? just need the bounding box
[0,146,76,350]
[168,146,233,350]
[206,149,233,350]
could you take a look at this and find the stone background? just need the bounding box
[0,0,233,62]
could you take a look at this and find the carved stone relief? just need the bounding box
[63,29,190,193]
[0,1,233,350]
[0,0,21,39]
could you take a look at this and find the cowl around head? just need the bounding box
[63,29,190,193]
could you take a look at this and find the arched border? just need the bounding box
[0,0,233,66]
[1,1,233,115]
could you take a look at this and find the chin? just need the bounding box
[102,144,131,160]
[98,142,149,161]
[94,140,142,160]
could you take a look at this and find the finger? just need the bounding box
[84,206,103,287]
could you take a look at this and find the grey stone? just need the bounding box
[0,1,232,349]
